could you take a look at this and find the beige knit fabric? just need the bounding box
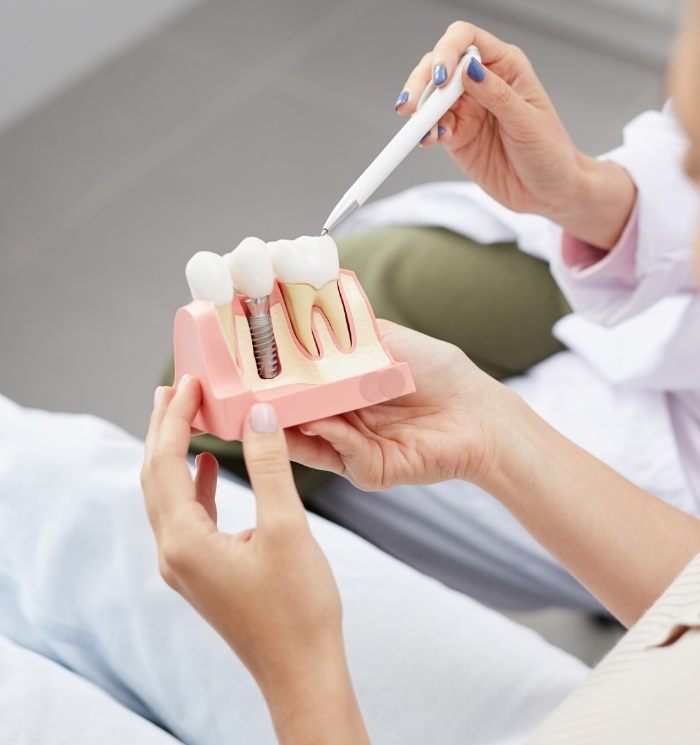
[527,553,700,744]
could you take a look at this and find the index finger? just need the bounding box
[433,22,510,77]
[401,22,512,114]
[156,374,202,460]
[148,374,206,525]
[144,385,175,463]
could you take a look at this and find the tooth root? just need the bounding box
[314,280,351,351]
[216,305,237,360]
[280,283,319,357]
[280,281,352,356]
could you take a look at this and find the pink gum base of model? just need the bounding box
[173,270,415,441]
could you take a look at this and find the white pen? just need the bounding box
[321,45,481,235]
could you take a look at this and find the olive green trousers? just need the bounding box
[163,227,570,497]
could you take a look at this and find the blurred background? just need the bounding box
[0,0,682,662]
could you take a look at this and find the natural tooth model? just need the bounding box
[185,251,236,359]
[223,237,280,379]
[268,235,351,357]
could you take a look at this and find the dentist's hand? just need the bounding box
[397,22,635,249]
[141,376,369,745]
[287,321,517,491]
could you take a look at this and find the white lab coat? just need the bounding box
[340,103,700,510]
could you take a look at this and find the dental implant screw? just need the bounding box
[242,296,280,379]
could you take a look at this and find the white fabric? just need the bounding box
[550,103,700,506]
[552,297,694,389]
[551,103,700,386]
[0,634,180,745]
[567,104,699,315]
[0,393,587,745]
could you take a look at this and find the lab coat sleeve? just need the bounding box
[550,103,700,391]
[551,103,700,327]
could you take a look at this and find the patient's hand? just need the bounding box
[287,320,516,490]
[141,377,369,745]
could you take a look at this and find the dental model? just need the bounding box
[173,234,414,441]
[268,235,351,357]
[185,251,236,359]
[224,237,280,380]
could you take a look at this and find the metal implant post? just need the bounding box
[242,296,279,379]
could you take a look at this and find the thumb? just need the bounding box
[462,56,530,128]
[242,403,306,530]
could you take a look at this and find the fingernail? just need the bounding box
[467,57,485,83]
[195,453,202,467]
[154,386,166,409]
[395,90,409,109]
[420,131,430,143]
[300,425,317,436]
[251,403,278,434]
[438,126,446,138]
[179,373,192,389]
[433,64,447,86]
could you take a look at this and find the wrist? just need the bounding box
[465,382,542,495]
[457,374,531,489]
[254,630,346,702]
[260,643,369,745]
[474,391,556,511]
[548,154,637,250]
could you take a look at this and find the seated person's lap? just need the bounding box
[0,634,179,745]
[0,394,587,745]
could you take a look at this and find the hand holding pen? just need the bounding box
[324,21,636,251]
[394,21,637,249]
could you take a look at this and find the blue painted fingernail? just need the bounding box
[395,90,409,109]
[433,64,447,86]
[467,57,485,82]
[437,126,446,137]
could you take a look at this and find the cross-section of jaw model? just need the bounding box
[173,234,415,441]
[268,235,351,357]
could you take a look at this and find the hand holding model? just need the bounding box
[287,320,510,490]
[141,376,370,745]
[398,22,637,248]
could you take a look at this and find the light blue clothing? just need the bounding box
[0,394,587,745]
[308,475,601,612]
[0,634,180,745]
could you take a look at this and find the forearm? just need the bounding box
[548,155,637,250]
[480,390,700,626]
[260,646,370,745]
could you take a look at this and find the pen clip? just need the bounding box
[415,45,481,112]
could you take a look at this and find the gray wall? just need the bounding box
[453,0,680,68]
[0,0,201,131]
